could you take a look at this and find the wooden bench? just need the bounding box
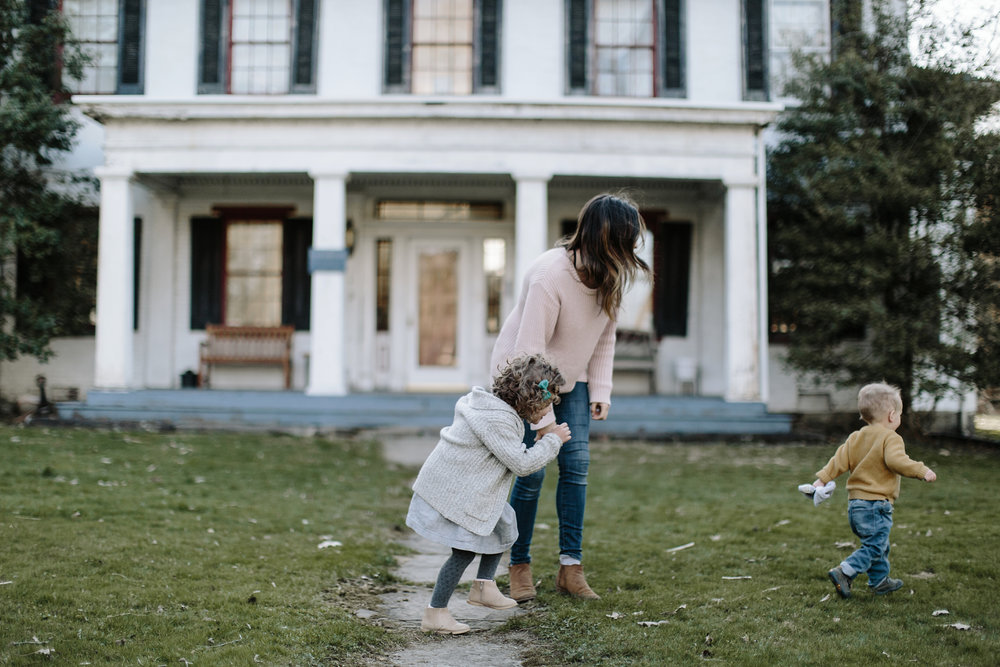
[198,325,294,389]
[614,328,657,393]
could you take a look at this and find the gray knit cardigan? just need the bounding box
[412,386,562,536]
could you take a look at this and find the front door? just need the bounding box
[406,239,469,389]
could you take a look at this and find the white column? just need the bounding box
[93,167,135,390]
[723,182,761,402]
[513,173,552,290]
[306,171,348,396]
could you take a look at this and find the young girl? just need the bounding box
[490,192,651,602]
[407,354,572,635]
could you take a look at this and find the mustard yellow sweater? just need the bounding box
[816,424,929,503]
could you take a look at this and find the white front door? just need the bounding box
[406,239,469,389]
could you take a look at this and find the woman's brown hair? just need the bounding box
[558,193,652,319]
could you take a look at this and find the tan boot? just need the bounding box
[468,579,518,609]
[556,564,601,599]
[421,606,470,635]
[507,563,536,602]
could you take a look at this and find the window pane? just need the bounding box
[592,0,656,97]
[225,222,283,326]
[484,239,505,334]
[63,0,119,93]
[376,239,392,332]
[230,0,292,94]
[411,0,474,95]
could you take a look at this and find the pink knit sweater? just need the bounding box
[490,248,616,409]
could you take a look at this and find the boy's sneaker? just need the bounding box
[828,566,853,599]
[872,577,903,595]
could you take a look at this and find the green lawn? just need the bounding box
[0,427,413,665]
[2,426,998,665]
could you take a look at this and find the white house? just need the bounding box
[10,0,891,422]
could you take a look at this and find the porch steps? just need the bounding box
[56,390,793,438]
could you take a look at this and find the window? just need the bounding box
[375,200,503,221]
[376,239,392,332]
[62,0,145,94]
[384,0,502,94]
[567,0,685,98]
[199,0,319,94]
[743,0,768,100]
[769,0,828,97]
[483,238,505,334]
[189,213,312,330]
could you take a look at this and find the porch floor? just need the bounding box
[55,389,794,438]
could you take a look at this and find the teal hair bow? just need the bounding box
[537,379,552,400]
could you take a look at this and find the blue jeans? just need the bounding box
[509,382,591,564]
[842,499,894,587]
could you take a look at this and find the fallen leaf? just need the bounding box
[318,540,342,549]
[945,623,971,631]
[666,541,695,553]
[710,534,721,541]
[774,519,791,527]
[704,634,713,645]
[820,594,831,602]
[722,575,752,580]
[637,620,669,627]
[932,609,950,616]
[834,541,854,549]
[606,612,623,619]
[911,571,936,580]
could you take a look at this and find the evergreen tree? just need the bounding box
[0,0,96,364]
[767,0,1000,416]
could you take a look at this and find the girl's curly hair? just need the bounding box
[492,354,566,421]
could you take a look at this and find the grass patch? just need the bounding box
[0,426,413,664]
[507,439,1000,665]
[3,427,998,664]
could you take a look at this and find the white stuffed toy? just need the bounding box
[797,480,836,506]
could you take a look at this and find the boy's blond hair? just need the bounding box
[857,382,903,423]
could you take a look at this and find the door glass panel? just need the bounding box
[484,238,505,334]
[418,249,458,367]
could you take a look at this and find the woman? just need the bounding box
[489,192,651,601]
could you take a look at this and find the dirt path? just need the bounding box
[355,432,535,666]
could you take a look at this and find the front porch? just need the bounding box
[55,390,793,438]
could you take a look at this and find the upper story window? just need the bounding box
[384,0,502,95]
[567,0,685,98]
[743,0,768,100]
[770,0,830,98]
[199,0,318,94]
[63,0,145,94]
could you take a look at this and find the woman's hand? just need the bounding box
[590,402,610,420]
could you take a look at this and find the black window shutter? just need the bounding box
[291,0,318,92]
[477,0,501,91]
[661,0,684,96]
[653,222,692,338]
[199,0,226,93]
[567,0,588,92]
[743,0,767,99]
[190,217,224,330]
[133,217,142,330]
[384,0,407,90]
[282,219,312,330]
[118,0,144,93]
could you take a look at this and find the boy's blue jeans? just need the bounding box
[842,498,894,587]
[509,382,591,564]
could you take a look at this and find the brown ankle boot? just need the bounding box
[507,563,536,602]
[556,564,600,599]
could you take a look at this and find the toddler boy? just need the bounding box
[809,382,936,598]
